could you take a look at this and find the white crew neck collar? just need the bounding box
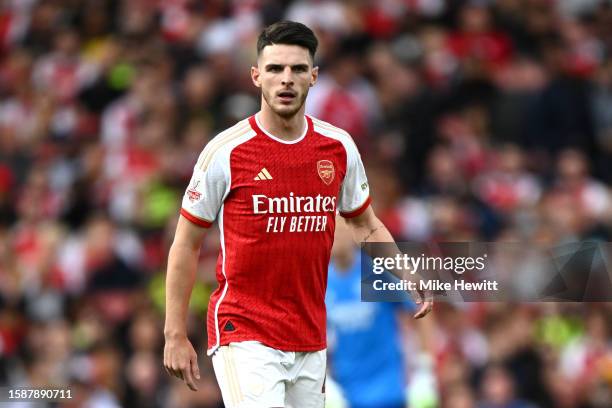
[255,113,308,144]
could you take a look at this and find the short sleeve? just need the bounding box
[338,141,371,218]
[180,150,229,228]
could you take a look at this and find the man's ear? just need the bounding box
[310,66,319,87]
[251,66,261,88]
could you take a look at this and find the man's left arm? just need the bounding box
[343,206,433,319]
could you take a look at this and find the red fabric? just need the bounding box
[0,165,14,193]
[180,208,212,228]
[478,178,520,210]
[447,31,512,68]
[206,116,348,352]
[0,12,12,51]
[0,327,19,355]
[13,227,39,265]
[378,206,403,238]
[318,88,367,144]
[565,54,598,78]
[363,6,398,39]
[160,1,190,43]
[51,61,79,102]
[125,146,159,179]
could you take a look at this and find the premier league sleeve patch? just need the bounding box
[186,180,202,202]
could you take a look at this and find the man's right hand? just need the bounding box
[163,334,201,391]
[412,289,433,319]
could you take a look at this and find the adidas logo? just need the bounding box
[254,168,273,181]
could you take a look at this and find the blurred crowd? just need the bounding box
[1,0,612,407]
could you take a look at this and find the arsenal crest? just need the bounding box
[317,160,335,185]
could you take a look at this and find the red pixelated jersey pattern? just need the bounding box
[180,115,370,353]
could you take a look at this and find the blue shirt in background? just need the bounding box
[326,251,415,408]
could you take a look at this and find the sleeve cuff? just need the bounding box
[180,208,213,228]
[340,196,371,218]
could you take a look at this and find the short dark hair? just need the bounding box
[257,21,318,60]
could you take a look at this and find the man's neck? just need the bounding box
[257,104,306,141]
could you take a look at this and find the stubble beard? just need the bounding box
[262,88,309,119]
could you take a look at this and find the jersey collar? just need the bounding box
[250,113,312,145]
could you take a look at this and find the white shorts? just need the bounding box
[211,341,326,408]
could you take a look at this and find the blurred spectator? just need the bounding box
[306,36,380,147]
[478,365,536,408]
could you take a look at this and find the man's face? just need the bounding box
[252,44,318,118]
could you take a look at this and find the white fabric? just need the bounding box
[212,341,326,408]
[181,120,256,223]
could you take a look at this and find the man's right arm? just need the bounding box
[164,129,232,389]
[163,215,207,391]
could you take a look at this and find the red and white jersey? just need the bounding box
[180,114,371,355]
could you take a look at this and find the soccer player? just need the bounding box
[163,21,432,408]
[326,219,437,408]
